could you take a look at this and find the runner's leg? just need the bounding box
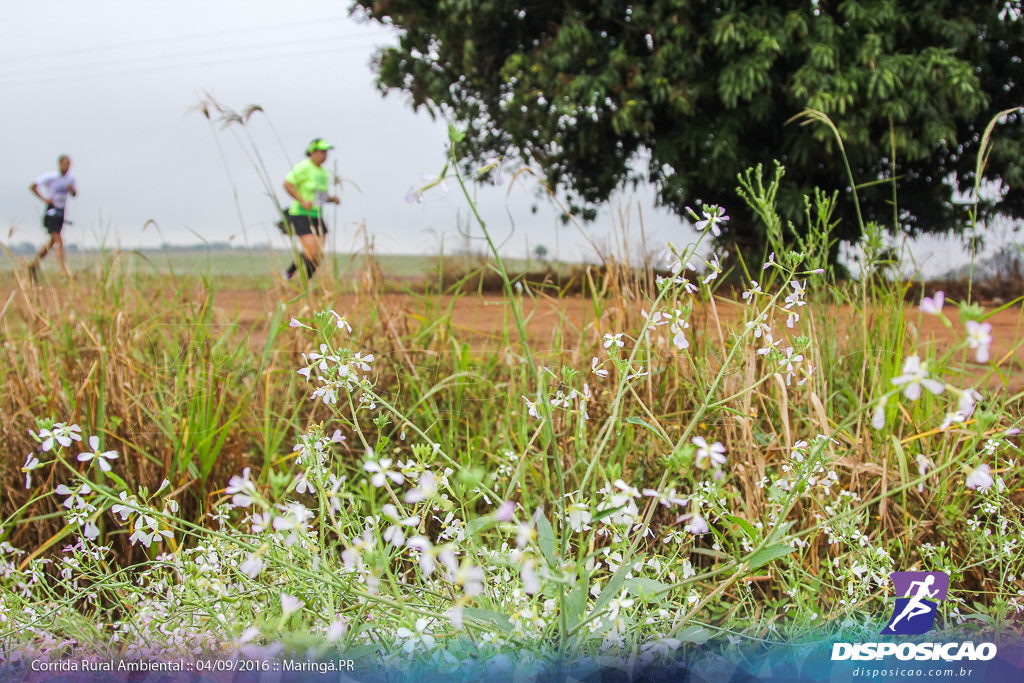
[298,233,322,277]
[53,232,71,276]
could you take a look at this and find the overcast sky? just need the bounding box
[0,0,690,265]
[0,1,1001,274]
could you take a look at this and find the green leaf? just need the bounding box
[746,543,796,570]
[591,505,625,523]
[625,416,672,445]
[593,560,637,615]
[565,576,589,626]
[625,577,669,601]
[676,626,711,644]
[723,514,759,541]
[536,512,557,565]
[463,608,512,634]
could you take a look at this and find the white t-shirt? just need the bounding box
[34,171,76,209]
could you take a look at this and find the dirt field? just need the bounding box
[6,284,1024,391]
[213,287,1024,391]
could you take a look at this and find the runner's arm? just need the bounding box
[284,180,312,211]
[29,183,50,205]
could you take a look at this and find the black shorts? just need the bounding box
[283,213,328,237]
[42,206,65,234]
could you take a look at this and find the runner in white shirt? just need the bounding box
[28,155,77,279]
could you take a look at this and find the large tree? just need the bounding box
[352,1,1023,249]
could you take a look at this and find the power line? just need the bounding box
[2,16,391,64]
[0,32,383,79]
[0,43,390,88]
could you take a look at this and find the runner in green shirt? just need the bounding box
[281,138,339,281]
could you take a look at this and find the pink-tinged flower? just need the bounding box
[676,512,710,535]
[226,467,256,507]
[495,500,515,522]
[763,252,776,270]
[965,321,993,363]
[404,471,438,504]
[921,291,945,314]
[915,454,933,493]
[891,356,944,400]
[240,554,264,579]
[280,593,305,618]
[965,464,994,492]
[958,389,983,419]
[693,437,726,469]
[331,429,345,443]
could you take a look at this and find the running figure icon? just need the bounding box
[882,571,949,635]
[886,575,938,632]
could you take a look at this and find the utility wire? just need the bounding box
[0,43,391,87]
[0,33,383,79]
[3,15,389,64]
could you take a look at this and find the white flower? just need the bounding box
[695,205,729,237]
[642,488,687,508]
[396,618,436,654]
[37,423,82,452]
[521,560,541,594]
[329,310,353,333]
[920,291,945,314]
[703,254,723,283]
[965,464,994,492]
[891,356,944,401]
[741,280,762,304]
[76,436,119,472]
[110,492,137,521]
[965,321,993,364]
[363,458,405,488]
[521,396,541,420]
[781,347,804,385]
[566,503,592,532]
[82,521,100,541]
[22,453,42,489]
[603,333,624,349]
[381,504,420,547]
[55,483,92,510]
[872,399,887,430]
[591,356,609,377]
[693,436,726,469]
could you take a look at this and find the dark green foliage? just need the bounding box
[351,0,1022,247]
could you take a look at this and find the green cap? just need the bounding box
[306,138,334,155]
